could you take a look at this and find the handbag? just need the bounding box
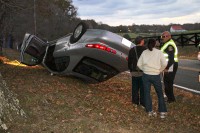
[131,47,143,77]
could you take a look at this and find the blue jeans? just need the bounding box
[142,73,167,112]
[132,76,145,106]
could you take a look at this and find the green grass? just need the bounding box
[118,33,138,38]
[119,30,200,38]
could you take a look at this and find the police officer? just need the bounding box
[161,31,178,103]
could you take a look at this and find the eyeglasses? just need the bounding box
[161,35,168,39]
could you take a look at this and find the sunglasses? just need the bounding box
[161,35,168,39]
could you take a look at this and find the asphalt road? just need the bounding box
[174,59,200,93]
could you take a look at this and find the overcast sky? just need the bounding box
[72,0,200,26]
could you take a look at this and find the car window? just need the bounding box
[73,57,119,82]
[54,56,70,72]
[21,52,40,66]
[20,34,47,66]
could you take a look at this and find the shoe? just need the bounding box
[160,112,167,119]
[140,103,145,108]
[133,104,138,108]
[140,105,145,109]
[148,111,157,117]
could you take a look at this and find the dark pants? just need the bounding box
[132,76,144,106]
[164,62,178,102]
[142,74,167,112]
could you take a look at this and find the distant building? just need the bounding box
[170,25,186,33]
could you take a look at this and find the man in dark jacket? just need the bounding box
[128,36,146,107]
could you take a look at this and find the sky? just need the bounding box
[72,0,200,26]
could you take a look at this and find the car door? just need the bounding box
[20,33,48,66]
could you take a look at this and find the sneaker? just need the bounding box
[148,111,157,117]
[133,104,138,108]
[140,103,145,109]
[160,112,167,119]
[140,105,145,109]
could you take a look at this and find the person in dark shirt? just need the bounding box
[128,36,146,107]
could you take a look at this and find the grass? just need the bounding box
[178,46,199,60]
[0,48,199,132]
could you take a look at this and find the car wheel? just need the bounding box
[70,22,88,43]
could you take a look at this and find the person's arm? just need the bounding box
[137,52,143,71]
[165,45,175,69]
[132,47,140,71]
[160,51,167,72]
[128,48,134,72]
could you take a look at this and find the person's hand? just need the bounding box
[164,69,168,73]
[130,72,132,76]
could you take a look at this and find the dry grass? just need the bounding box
[178,46,199,60]
[0,49,199,133]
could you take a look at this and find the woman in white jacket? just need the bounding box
[137,38,167,119]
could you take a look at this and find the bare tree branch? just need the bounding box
[0,0,23,10]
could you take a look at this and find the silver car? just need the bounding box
[20,22,135,83]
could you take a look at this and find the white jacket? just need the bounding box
[137,48,167,75]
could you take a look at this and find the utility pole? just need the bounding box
[34,0,37,35]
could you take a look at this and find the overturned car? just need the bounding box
[20,22,135,83]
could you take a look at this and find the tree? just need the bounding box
[123,34,131,41]
[0,0,22,33]
[34,0,79,39]
[0,0,24,49]
[0,0,79,48]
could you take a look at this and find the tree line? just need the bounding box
[0,0,200,49]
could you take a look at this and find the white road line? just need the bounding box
[125,71,200,95]
[178,66,200,72]
[173,84,200,94]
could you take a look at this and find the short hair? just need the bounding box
[135,36,144,45]
[162,31,171,36]
[162,31,171,38]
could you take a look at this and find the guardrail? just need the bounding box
[132,32,200,47]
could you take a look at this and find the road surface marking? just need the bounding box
[178,66,200,72]
[173,84,200,94]
[125,71,200,94]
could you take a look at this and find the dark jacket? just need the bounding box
[128,46,146,72]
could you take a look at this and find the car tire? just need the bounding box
[70,22,88,43]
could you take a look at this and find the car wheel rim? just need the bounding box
[74,25,83,39]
